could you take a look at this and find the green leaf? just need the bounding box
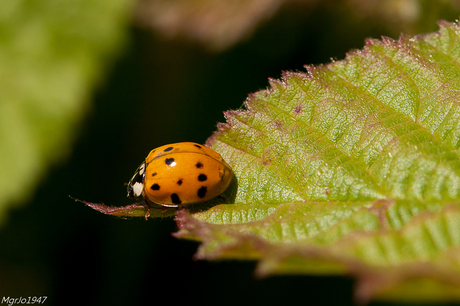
[0,0,132,223]
[173,21,460,303]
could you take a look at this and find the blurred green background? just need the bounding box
[1,0,459,305]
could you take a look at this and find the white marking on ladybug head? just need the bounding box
[138,163,145,176]
[132,182,143,198]
[127,161,146,198]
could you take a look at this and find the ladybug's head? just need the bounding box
[127,161,146,198]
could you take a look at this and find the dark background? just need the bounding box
[0,3,456,306]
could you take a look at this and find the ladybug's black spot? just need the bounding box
[198,174,207,181]
[164,147,174,152]
[152,172,157,177]
[197,186,207,198]
[177,179,183,185]
[196,162,203,169]
[194,144,202,149]
[171,193,181,204]
[150,183,160,191]
[165,158,175,165]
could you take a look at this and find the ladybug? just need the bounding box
[127,142,233,208]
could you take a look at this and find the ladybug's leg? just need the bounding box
[137,198,152,220]
[144,203,152,221]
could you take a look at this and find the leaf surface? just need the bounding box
[173,21,460,302]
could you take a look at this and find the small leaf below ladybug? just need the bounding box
[70,196,177,219]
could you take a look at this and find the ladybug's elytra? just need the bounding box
[127,142,233,207]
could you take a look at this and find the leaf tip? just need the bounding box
[172,209,198,239]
